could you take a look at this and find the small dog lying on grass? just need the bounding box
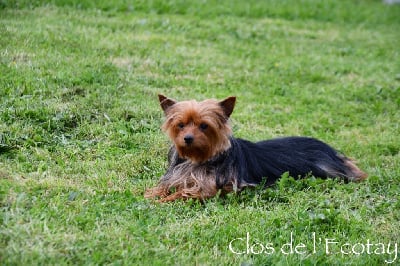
[145,94,367,202]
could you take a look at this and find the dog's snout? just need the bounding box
[184,135,194,144]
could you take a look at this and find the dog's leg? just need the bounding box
[144,186,169,199]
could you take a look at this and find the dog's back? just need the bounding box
[233,136,367,187]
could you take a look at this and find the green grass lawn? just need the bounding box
[1,0,399,265]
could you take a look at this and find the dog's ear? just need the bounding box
[219,96,236,118]
[158,94,177,113]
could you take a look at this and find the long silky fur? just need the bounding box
[145,136,367,202]
[145,95,367,202]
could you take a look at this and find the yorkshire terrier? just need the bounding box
[144,94,367,202]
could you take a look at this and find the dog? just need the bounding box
[144,94,367,202]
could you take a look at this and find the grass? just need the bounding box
[1,0,399,265]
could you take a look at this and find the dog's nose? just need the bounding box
[184,135,194,144]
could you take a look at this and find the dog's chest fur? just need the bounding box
[158,146,244,199]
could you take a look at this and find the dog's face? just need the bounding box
[158,94,236,163]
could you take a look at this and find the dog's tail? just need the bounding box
[318,154,368,181]
[341,157,368,181]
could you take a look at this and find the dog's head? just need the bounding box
[158,94,236,163]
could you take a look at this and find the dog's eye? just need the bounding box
[199,123,208,130]
[177,122,185,129]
